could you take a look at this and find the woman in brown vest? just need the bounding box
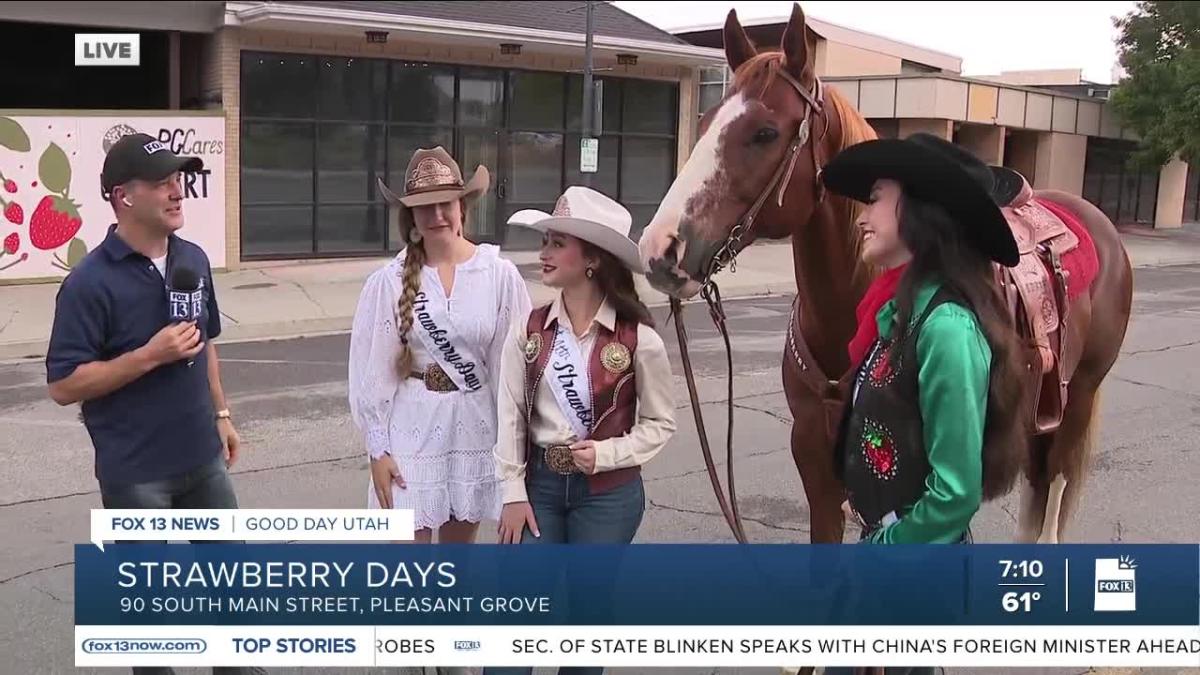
[820,133,1029,548]
[492,186,677,549]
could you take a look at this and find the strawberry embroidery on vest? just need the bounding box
[861,418,898,480]
[867,343,901,387]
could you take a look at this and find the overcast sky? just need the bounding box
[613,1,1138,84]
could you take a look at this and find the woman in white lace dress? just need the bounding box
[349,147,531,543]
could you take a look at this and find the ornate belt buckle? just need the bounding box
[543,444,579,475]
[423,363,457,392]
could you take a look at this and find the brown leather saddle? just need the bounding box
[991,168,1078,435]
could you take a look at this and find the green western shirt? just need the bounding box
[866,280,991,544]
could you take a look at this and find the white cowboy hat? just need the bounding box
[508,186,646,273]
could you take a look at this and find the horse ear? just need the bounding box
[781,3,816,83]
[723,8,757,73]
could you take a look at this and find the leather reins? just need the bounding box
[669,65,828,544]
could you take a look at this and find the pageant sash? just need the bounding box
[409,289,485,393]
[548,323,593,440]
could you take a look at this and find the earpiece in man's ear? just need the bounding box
[122,197,133,207]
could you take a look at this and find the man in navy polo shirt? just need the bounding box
[46,133,245,517]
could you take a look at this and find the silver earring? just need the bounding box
[585,267,594,279]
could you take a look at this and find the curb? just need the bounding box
[0,340,48,363]
[9,241,1196,363]
[0,281,798,364]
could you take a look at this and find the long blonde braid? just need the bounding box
[395,199,470,376]
[395,238,426,376]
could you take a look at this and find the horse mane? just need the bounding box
[827,84,878,286]
[732,51,879,286]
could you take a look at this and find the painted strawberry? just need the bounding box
[3,233,17,254]
[29,195,82,250]
[862,420,897,480]
[0,167,16,194]
[3,202,21,225]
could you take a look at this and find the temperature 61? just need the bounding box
[1002,591,1041,612]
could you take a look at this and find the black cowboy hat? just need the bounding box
[821,132,1020,267]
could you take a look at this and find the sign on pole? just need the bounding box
[580,137,599,174]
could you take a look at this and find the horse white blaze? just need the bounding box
[639,94,749,269]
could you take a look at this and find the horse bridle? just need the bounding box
[669,66,828,544]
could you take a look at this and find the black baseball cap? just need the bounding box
[100,133,204,199]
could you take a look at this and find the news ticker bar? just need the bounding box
[75,625,1200,668]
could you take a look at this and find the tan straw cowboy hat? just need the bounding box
[377,146,490,241]
[508,186,645,273]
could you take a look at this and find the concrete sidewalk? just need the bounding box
[2,225,1198,361]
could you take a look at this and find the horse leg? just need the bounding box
[783,353,846,544]
[1036,474,1068,544]
[1021,376,1103,543]
[1048,384,1103,542]
[791,417,845,543]
[1018,371,1104,545]
[1016,435,1052,543]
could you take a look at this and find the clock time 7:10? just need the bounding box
[999,560,1044,578]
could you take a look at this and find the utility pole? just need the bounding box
[579,0,598,186]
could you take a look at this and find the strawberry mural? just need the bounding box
[0,169,22,224]
[0,117,94,277]
[1,200,21,225]
[28,141,86,272]
[30,195,82,250]
[0,118,30,153]
[0,231,27,272]
[0,118,31,273]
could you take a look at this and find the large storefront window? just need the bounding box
[1082,138,1159,226]
[241,51,678,259]
[241,54,392,257]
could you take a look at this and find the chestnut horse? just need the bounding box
[638,3,1133,544]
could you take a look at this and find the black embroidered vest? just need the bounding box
[835,288,960,526]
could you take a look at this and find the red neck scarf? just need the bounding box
[847,264,908,368]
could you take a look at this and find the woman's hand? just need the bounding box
[498,502,539,544]
[370,455,406,509]
[570,440,597,474]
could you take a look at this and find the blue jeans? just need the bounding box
[519,452,645,545]
[100,455,239,515]
[484,454,646,675]
[100,457,263,675]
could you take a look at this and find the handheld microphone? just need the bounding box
[167,266,203,367]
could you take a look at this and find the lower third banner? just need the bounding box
[74,543,1200,668]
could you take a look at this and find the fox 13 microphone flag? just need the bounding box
[74,521,1199,669]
